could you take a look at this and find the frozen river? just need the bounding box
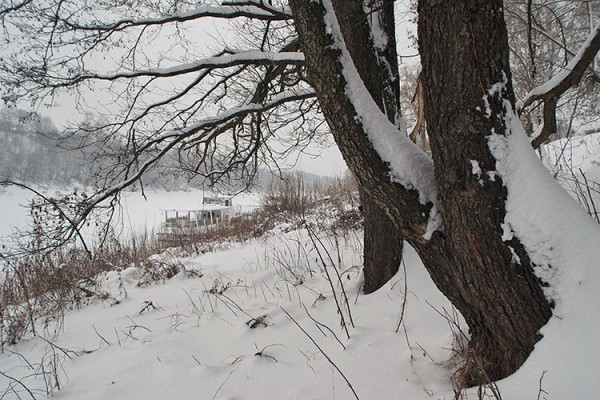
[0,186,261,243]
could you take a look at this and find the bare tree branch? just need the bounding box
[67,88,315,234]
[0,2,321,254]
[0,180,92,257]
[0,0,33,16]
[506,6,600,83]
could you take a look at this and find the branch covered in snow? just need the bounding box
[0,0,300,104]
[64,3,292,32]
[321,0,439,234]
[40,51,304,88]
[517,21,600,148]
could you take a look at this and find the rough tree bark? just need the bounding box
[289,0,552,386]
[360,187,403,294]
[417,0,553,384]
[336,0,404,294]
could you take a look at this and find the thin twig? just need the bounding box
[305,221,355,328]
[92,324,110,347]
[537,370,548,400]
[0,369,38,399]
[394,259,409,333]
[579,168,600,223]
[303,304,346,350]
[281,307,359,400]
[303,221,351,339]
[212,370,236,400]
[114,327,122,347]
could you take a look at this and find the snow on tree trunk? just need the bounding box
[417,0,553,384]
[334,0,405,293]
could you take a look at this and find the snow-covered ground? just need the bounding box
[1,219,598,399]
[0,228,460,399]
[1,133,600,399]
[543,133,600,176]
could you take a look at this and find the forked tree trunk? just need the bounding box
[289,0,552,386]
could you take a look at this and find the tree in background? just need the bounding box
[0,108,89,183]
[1,0,599,386]
[507,0,600,147]
[402,1,600,150]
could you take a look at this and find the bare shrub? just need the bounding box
[262,172,316,215]
[261,171,359,224]
[136,257,185,287]
[261,171,357,215]
[541,137,600,223]
[1,246,105,345]
[0,228,168,346]
[559,168,600,223]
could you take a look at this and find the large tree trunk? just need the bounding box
[289,0,552,386]
[417,0,553,383]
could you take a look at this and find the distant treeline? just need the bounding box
[0,108,90,184]
[0,108,336,191]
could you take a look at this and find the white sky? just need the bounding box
[294,140,347,177]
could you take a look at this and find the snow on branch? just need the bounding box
[65,3,292,31]
[222,0,292,17]
[517,21,600,148]
[0,0,33,16]
[186,88,315,129]
[321,0,439,235]
[49,50,305,87]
